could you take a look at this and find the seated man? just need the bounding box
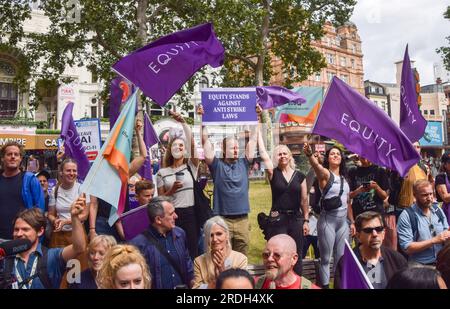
[255,234,319,289]
[0,196,86,289]
[397,180,450,266]
[334,211,407,289]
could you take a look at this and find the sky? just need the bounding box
[350,0,449,85]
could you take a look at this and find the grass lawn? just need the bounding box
[248,179,272,264]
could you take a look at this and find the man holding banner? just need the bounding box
[197,104,258,256]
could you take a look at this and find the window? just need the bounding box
[351,59,355,69]
[340,57,346,67]
[315,73,321,82]
[326,54,334,64]
[442,109,446,116]
[199,77,209,89]
[430,110,435,115]
[374,100,378,105]
[352,44,357,53]
[327,72,335,82]
[90,106,97,118]
[424,110,428,115]
[0,82,18,118]
[341,75,348,83]
[381,101,387,111]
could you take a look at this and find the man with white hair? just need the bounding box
[255,234,319,289]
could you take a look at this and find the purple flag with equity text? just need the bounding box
[312,77,420,177]
[340,240,373,289]
[113,23,225,106]
[109,76,136,128]
[400,45,427,142]
[256,86,306,109]
[138,112,160,180]
[60,102,90,180]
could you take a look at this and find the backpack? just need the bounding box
[311,171,335,215]
[1,246,52,289]
[404,204,446,242]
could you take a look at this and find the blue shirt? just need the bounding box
[397,204,449,264]
[13,244,65,289]
[209,157,250,215]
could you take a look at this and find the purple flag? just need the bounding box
[109,76,136,128]
[60,102,90,180]
[312,77,420,177]
[112,23,225,106]
[138,112,160,180]
[120,205,149,241]
[400,45,427,142]
[340,240,374,289]
[256,86,306,109]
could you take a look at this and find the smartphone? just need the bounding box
[362,181,371,187]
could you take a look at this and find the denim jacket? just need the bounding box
[130,226,194,289]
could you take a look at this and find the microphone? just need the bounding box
[0,239,32,258]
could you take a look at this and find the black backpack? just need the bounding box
[1,246,52,289]
[311,171,335,215]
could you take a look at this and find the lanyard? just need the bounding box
[13,254,39,289]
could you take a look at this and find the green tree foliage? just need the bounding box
[437,6,450,71]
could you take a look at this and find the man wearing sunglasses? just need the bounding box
[334,211,407,289]
[397,180,450,266]
[255,234,319,289]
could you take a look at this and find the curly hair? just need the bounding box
[97,244,151,289]
[323,146,347,177]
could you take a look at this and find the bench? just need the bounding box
[247,258,334,286]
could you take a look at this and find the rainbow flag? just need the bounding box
[81,91,137,225]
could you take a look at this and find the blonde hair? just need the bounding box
[203,216,231,284]
[97,244,151,289]
[272,145,296,169]
[88,235,117,254]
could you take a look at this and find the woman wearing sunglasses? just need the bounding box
[334,211,407,289]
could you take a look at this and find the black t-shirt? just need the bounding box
[0,173,26,239]
[348,165,389,217]
[270,168,305,212]
[435,173,449,202]
[97,192,130,219]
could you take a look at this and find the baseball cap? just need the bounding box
[35,170,51,179]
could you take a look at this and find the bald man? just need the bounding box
[255,234,320,289]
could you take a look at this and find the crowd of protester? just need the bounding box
[0,106,449,290]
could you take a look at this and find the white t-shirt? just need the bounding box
[48,182,90,231]
[156,161,198,209]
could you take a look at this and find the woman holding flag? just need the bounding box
[303,143,356,288]
[156,111,200,259]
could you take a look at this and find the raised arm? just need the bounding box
[197,104,215,165]
[169,111,199,168]
[129,119,148,176]
[303,142,330,189]
[255,104,274,179]
[88,196,98,241]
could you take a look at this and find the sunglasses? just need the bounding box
[429,224,437,237]
[262,251,283,261]
[361,226,384,234]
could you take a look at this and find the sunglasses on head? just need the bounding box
[361,226,384,234]
[429,224,437,237]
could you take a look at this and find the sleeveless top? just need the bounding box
[270,168,305,212]
[322,171,350,211]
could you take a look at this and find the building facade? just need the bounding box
[364,80,390,116]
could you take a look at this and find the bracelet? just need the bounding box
[89,227,96,230]
[303,219,309,223]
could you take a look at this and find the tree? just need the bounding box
[177,0,356,150]
[437,6,450,71]
[0,0,206,113]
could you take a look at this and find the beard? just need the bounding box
[265,267,281,280]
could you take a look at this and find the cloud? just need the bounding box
[351,0,449,85]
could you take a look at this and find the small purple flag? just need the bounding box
[312,77,420,177]
[256,86,306,109]
[109,76,136,128]
[60,102,90,180]
[340,239,374,289]
[400,45,427,142]
[120,205,149,241]
[112,22,225,106]
[138,112,160,180]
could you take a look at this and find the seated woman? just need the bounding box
[192,216,247,289]
[97,244,151,289]
[69,235,117,289]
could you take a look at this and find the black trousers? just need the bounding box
[265,212,304,275]
[175,206,199,259]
